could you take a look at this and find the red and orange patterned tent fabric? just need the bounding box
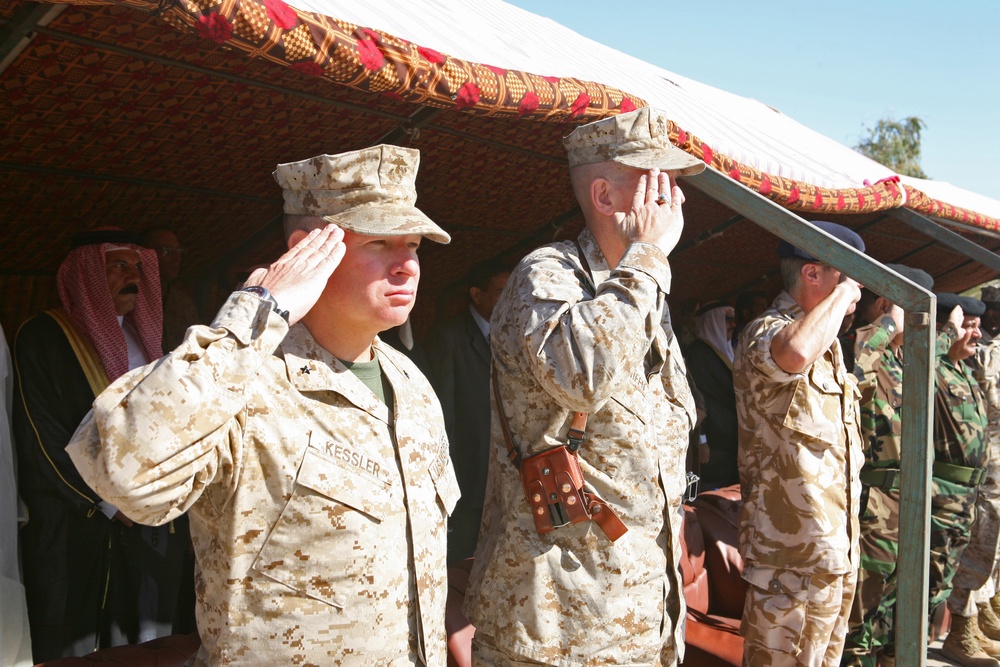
[43,0,998,231]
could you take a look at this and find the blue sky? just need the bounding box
[506,0,1000,202]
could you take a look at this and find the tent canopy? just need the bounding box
[1,0,997,335]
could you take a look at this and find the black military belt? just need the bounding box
[933,461,986,487]
[860,468,900,491]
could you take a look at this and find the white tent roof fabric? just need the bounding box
[289,0,999,223]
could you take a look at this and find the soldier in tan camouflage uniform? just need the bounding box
[67,145,461,666]
[733,221,866,667]
[937,294,996,667]
[463,107,704,666]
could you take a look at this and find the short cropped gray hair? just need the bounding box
[779,257,810,292]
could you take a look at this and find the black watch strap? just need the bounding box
[240,286,289,323]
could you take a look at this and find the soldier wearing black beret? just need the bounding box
[935,292,993,665]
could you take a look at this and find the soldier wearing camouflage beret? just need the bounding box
[68,145,460,666]
[734,221,866,667]
[464,107,704,666]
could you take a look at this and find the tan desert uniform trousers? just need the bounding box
[68,292,460,666]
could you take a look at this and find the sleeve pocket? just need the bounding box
[251,446,393,609]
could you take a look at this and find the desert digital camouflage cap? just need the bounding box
[273,144,450,244]
[981,285,1000,305]
[562,107,706,176]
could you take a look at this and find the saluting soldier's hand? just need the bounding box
[884,303,906,335]
[834,277,862,310]
[948,304,967,341]
[245,224,346,327]
[619,169,686,256]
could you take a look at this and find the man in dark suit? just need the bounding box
[424,260,510,563]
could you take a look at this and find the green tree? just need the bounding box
[855,116,928,178]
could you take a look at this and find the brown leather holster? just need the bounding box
[493,369,628,543]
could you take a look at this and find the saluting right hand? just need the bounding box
[244,224,346,327]
[618,169,686,256]
[835,277,862,307]
[948,304,968,341]
[884,303,906,334]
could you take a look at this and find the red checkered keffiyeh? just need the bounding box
[57,239,163,382]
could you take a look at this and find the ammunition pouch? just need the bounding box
[520,445,590,533]
[494,367,628,543]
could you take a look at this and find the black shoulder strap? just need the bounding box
[572,238,595,291]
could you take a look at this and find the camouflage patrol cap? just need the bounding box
[273,145,450,244]
[562,107,706,176]
[981,285,1000,305]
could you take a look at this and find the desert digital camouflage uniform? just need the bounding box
[949,333,1000,615]
[734,291,864,667]
[464,229,695,667]
[928,324,990,612]
[841,320,903,667]
[67,291,460,666]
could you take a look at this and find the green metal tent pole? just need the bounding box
[687,167,935,667]
[891,207,1000,274]
[887,208,1000,661]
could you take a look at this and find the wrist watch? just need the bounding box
[240,286,289,322]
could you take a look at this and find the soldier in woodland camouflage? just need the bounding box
[734,221,865,667]
[840,265,933,667]
[67,146,460,666]
[464,107,704,667]
[951,294,1000,646]
[970,289,1000,636]
[937,295,995,667]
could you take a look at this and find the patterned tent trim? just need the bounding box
[36,0,1000,233]
[666,120,906,216]
[671,121,1000,230]
[902,185,1000,233]
[48,0,646,121]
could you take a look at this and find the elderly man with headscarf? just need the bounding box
[12,229,188,661]
[685,301,738,490]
